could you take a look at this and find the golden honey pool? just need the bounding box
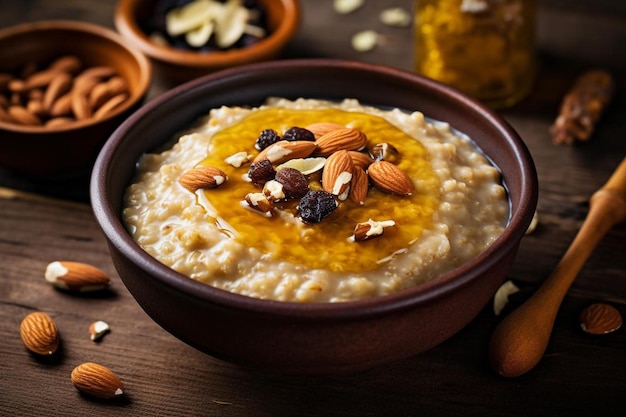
[122,97,509,303]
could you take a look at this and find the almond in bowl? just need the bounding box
[122,98,510,303]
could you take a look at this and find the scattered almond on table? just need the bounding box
[44,261,111,293]
[20,311,60,356]
[71,362,125,399]
[579,303,623,335]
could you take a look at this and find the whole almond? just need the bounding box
[88,82,113,110]
[304,122,344,139]
[349,166,369,205]
[348,150,373,169]
[71,91,92,120]
[49,55,82,74]
[25,68,62,90]
[579,303,623,335]
[77,66,117,80]
[45,261,111,292]
[314,127,367,157]
[20,312,60,355]
[179,166,228,192]
[43,72,73,111]
[253,140,317,164]
[8,105,42,126]
[71,362,125,399]
[49,92,73,117]
[106,76,128,96]
[26,99,46,117]
[45,117,75,128]
[73,74,101,97]
[367,160,415,196]
[322,150,353,200]
[93,93,128,120]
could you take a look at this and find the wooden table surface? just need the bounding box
[1,1,625,416]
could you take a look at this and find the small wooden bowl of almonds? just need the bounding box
[0,20,151,179]
[114,0,300,86]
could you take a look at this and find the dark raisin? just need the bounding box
[282,127,315,142]
[255,129,281,151]
[298,190,338,223]
[248,159,276,185]
[275,168,309,199]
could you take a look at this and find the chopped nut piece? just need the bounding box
[89,320,111,342]
[351,219,396,241]
[370,142,400,163]
[263,180,286,202]
[525,211,539,235]
[334,0,364,14]
[493,280,520,316]
[351,30,379,52]
[379,7,411,27]
[244,192,274,214]
[224,151,251,168]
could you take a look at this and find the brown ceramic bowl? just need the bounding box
[0,20,152,179]
[114,0,300,86]
[91,59,537,375]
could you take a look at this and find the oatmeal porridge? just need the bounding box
[123,98,509,302]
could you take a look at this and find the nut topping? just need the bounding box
[351,219,396,241]
[179,166,228,192]
[253,140,317,164]
[244,192,274,214]
[349,166,369,205]
[322,150,353,200]
[304,122,344,139]
[262,180,286,202]
[367,160,415,196]
[370,142,400,163]
[314,127,367,156]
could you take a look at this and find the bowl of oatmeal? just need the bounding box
[91,59,537,374]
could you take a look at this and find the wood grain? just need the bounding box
[1,0,625,416]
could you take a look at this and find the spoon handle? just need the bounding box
[489,157,626,378]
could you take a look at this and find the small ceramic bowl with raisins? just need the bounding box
[114,0,300,86]
[92,59,538,375]
[0,20,152,179]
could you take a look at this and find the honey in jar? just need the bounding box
[414,0,538,108]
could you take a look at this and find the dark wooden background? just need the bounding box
[1,1,625,416]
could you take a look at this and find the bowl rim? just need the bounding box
[114,0,301,68]
[91,58,538,320]
[0,19,152,134]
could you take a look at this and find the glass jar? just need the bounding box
[414,0,538,109]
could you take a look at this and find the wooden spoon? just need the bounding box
[489,157,626,377]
